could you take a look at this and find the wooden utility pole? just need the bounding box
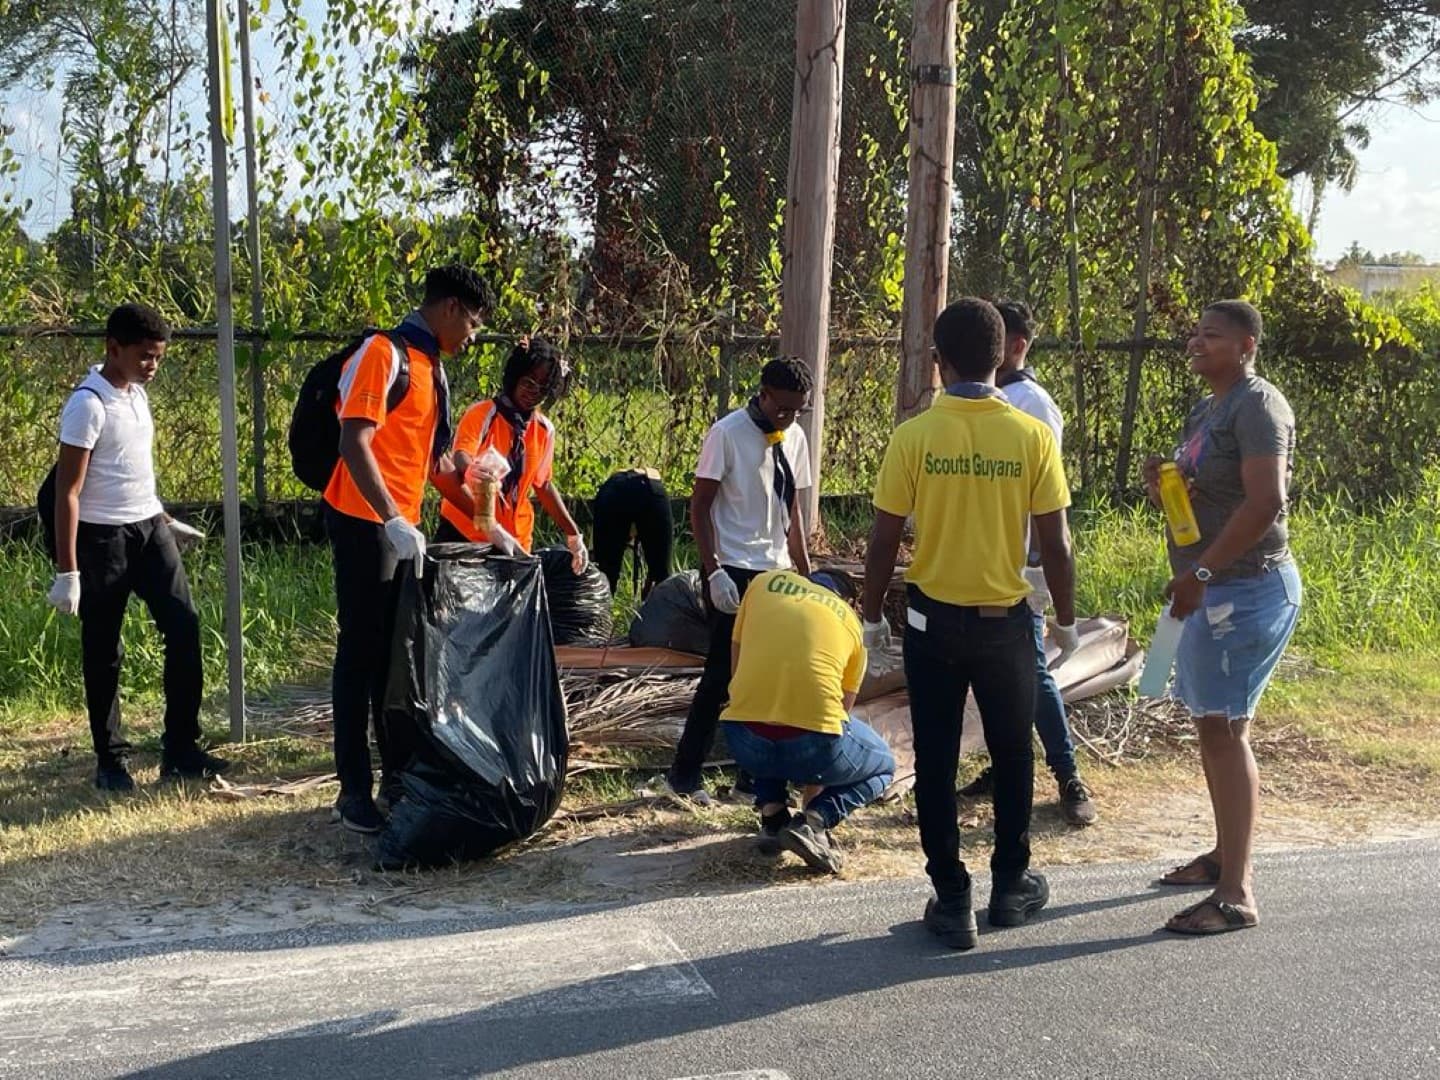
[780,0,846,532]
[896,0,957,422]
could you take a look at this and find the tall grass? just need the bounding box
[2,487,1436,717]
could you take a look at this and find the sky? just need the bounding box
[3,20,1438,266]
[1298,102,1440,264]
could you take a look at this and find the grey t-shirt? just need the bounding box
[1167,375,1295,582]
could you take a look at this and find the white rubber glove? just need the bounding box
[383,516,427,579]
[486,522,525,558]
[707,568,741,614]
[167,519,205,553]
[1022,564,1051,615]
[862,618,893,652]
[1051,622,1080,668]
[47,571,81,616]
[566,533,589,575]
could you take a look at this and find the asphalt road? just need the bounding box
[2,840,1437,1079]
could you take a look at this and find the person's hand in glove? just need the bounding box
[1022,564,1051,615]
[47,571,81,616]
[566,532,589,575]
[166,518,205,553]
[485,522,525,558]
[863,618,892,652]
[1049,621,1080,669]
[383,516,427,579]
[707,568,741,614]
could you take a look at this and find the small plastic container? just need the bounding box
[1138,604,1185,698]
[1158,462,1201,547]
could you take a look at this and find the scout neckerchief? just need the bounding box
[745,396,796,534]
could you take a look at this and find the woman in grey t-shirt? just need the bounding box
[1142,300,1302,936]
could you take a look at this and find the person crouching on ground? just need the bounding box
[46,302,229,791]
[1143,300,1301,936]
[720,569,894,873]
[434,337,588,574]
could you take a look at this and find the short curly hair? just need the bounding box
[423,263,495,314]
[760,355,814,395]
[106,303,170,346]
[1204,300,1263,348]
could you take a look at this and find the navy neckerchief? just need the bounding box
[745,396,796,535]
[996,368,1037,389]
[491,393,533,505]
[396,311,452,464]
[945,380,1002,399]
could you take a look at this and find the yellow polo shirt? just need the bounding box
[721,570,867,736]
[872,394,1070,607]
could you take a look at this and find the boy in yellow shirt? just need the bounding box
[721,569,895,873]
[863,298,1078,950]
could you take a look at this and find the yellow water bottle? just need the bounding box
[1158,462,1201,546]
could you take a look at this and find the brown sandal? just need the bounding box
[1164,898,1258,935]
[1158,853,1221,887]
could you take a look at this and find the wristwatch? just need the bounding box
[1193,565,1214,584]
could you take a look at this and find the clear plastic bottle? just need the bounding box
[1138,603,1185,698]
[1158,462,1201,546]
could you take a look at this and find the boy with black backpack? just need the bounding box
[45,303,228,791]
[307,264,492,834]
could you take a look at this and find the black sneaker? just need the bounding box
[959,766,993,799]
[95,761,136,792]
[331,793,385,835]
[1058,774,1097,827]
[159,747,231,780]
[756,809,794,855]
[778,812,844,874]
[988,870,1050,927]
[923,892,978,950]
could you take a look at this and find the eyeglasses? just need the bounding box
[517,374,552,396]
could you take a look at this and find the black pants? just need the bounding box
[903,586,1036,898]
[77,515,202,766]
[592,470,673,596]
[667,565,762,790]
[326,505,405,798]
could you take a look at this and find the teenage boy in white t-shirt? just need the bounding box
[960,299,1095,826]
[47,303,228,792]
[662,357,814,800]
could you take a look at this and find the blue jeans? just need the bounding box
[1031,611,1078,777]
[1174,560,1302,720]
[723,718,895,829]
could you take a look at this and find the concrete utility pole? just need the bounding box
[206,0,247,741]
[780,0,846,532]
[896,0,958,422]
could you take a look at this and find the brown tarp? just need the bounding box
[556,616,1143,795]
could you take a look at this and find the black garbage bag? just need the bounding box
[627,570,710,655]
[377,545,568,869]
[537,547,614,645]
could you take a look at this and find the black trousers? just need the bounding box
[326,505,405,797]
[667,565,763,789]
[77,515,202,766]
[592,470,673,596]
[903,586,1037,898]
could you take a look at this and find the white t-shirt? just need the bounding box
[1001,375,1064,449]
[57,367,165,525]
[694,408,813,571]
[1001,372,1065,569]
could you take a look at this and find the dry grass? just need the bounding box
[4,653,1440,942]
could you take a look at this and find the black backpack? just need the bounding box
[289,328,410,492]
[36,384,104,564]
